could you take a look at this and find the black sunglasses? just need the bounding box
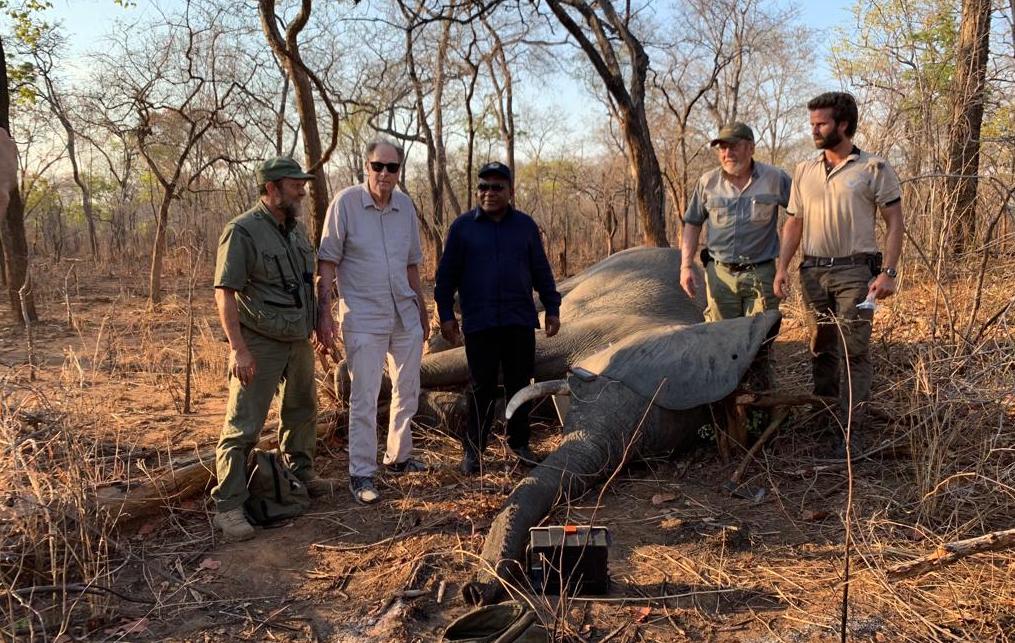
[477,183,507,193]
[368,161,401,174]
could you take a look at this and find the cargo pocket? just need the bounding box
[255,305,306,341]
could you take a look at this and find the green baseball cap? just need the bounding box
[256,156,314,184]
[710,122,755,146]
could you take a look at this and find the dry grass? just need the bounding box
[0,250,1012,640]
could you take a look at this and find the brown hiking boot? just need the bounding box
[300,473,339,498]
[213,508,255,542]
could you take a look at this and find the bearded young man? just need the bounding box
[774,92,904,448]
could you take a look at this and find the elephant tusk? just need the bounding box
[505,379,570,419]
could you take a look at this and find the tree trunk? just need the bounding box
[148,190,172,305]
[945,0,991,255]
[1,189,36,321]
[402,5,445,266]
[484,20,516,174]
[464,58,479,210]
[258,0,330,246]
[1,38,35,321]
[544,0,668,247]
[64,122,98,259]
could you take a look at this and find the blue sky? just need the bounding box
[17,0,858,157]
[36,0,858,79]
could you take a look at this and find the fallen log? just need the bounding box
[96,410,344,522]
[887,526,1015,579]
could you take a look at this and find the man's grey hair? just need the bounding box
[365,139,405,163]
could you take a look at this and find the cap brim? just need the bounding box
[710,136,740,146]
[478,170,511,180]
[284,171,315,180]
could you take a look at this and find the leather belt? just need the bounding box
[716,258,774,273]
[800,254,871,268]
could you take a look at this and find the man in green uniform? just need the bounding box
[211,157,337,541]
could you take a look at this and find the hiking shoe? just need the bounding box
[385,457,428,475]
[300,472,339,498]
[460,450,480,476]
[349,476,380,505]
[213,508,255,542]
[510,445,540,464]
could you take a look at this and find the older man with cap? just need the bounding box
[211,156,337,542]
[435,161,561,475]
[316,139,430,505]
[681,123,790,322]
[681,123,790,389]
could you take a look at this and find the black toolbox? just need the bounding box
[527,525,610,595]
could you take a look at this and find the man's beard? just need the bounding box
[723,159,751,176]
[815,128,843,150]
[280,199,299,221]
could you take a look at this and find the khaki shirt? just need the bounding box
[684,161,790,264]
[318,184,423,334]
[787,148,901,257]
[214,202,317,341]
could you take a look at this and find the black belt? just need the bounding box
[800,254,872,268]
[716,258,774,273]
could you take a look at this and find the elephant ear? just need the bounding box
[576,310,781,410]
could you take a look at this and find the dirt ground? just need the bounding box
[1,260,1013,642]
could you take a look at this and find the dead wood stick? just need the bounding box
[735,392,837,408]
[311,516,451,552]
[887,526,1015,579]
[729,407,790,485]
[96,410,343,521]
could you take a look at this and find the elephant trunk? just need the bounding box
[505,379,570,420]
[464,378,685,605]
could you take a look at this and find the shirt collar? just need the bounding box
[473,206,514,221]
[254,200,295,235]
[360,184,401,213]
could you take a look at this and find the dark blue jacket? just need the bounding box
[434,207,561,335]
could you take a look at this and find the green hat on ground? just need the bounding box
[710,122,755,146]
[256,157,314,184]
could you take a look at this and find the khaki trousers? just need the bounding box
[799,264,875,412]
[344,318,424,478]
[704,260,779,389]
[703,260,780,322]
[211,327,317,512]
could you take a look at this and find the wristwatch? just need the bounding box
[882,267,898,278]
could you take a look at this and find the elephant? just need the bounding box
[338,246,704,420]
[461,309,782,605]
[418,246,706,390]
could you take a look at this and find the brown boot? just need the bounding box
[213,508,255,542]
[300,472,339,498]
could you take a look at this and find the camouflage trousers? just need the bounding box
[799,264,875,414]
[211,327,317,512]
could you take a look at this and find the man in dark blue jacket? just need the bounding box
[434,162,562,475]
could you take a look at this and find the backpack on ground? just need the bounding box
[243,448,311,525]
[442,601,547,642]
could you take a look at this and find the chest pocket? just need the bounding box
[293,234,316,276]
[261,241,302,306]
[750,194,780,224]
[706,197,734,228]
